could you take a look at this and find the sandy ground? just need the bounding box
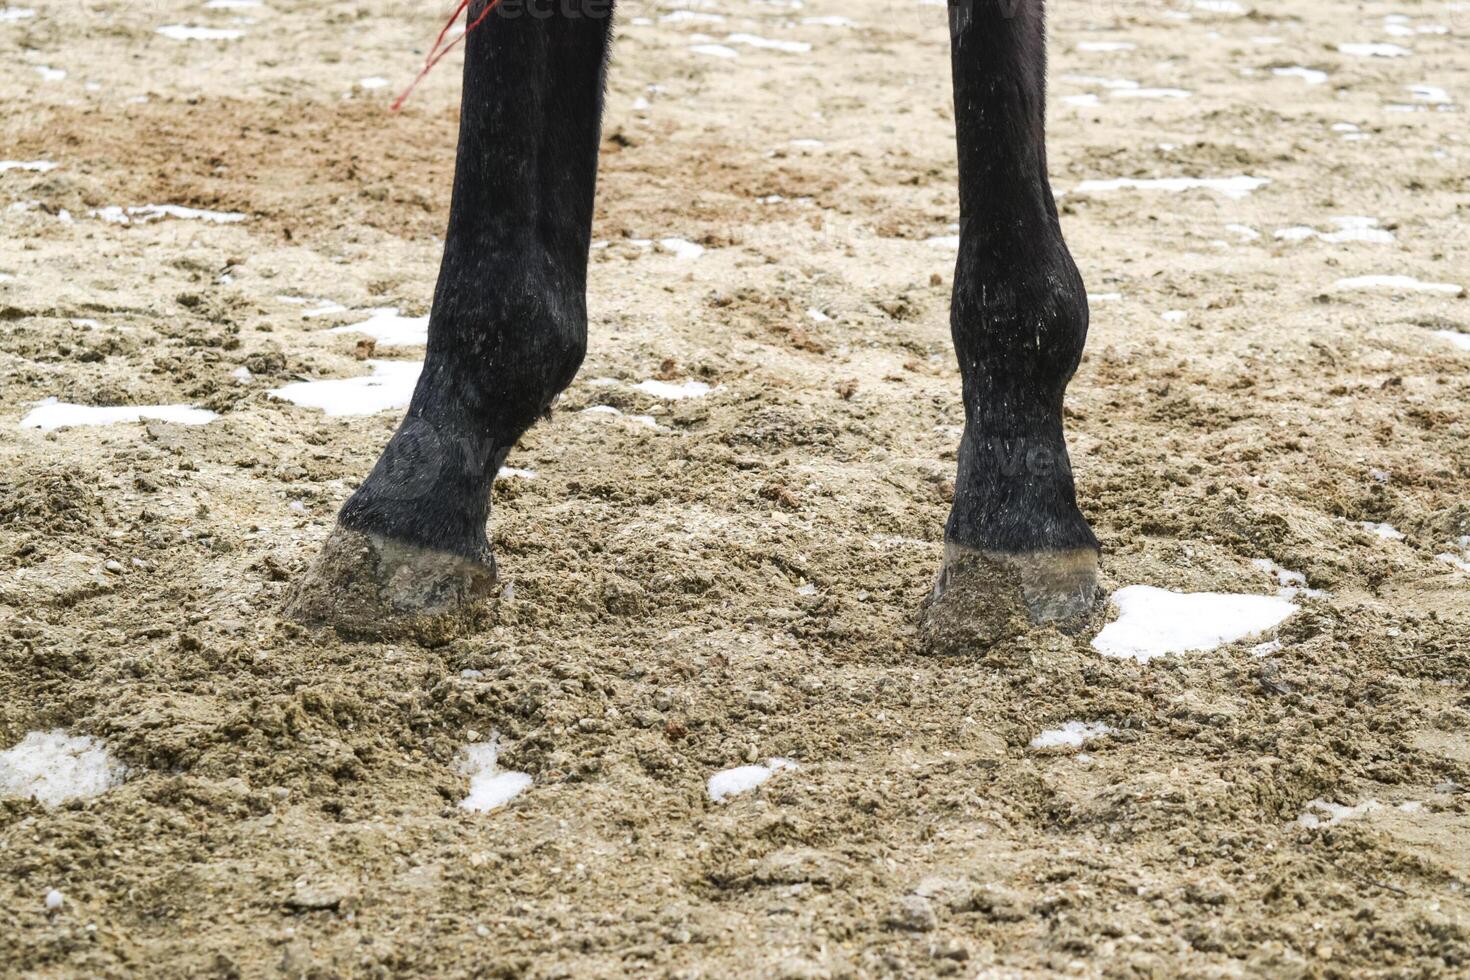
[3,0,1470,975]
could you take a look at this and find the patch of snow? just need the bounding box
[0,160,58,172]
[1092,585,1297,663]
[92,204,245,225]
[1029,721,1114,750]
[205,0,263,7]
[1250,639,1283,658]
[21,397,218,430]
[231,365,253,382]
[1073,176,1269,199]
[725,32,811,53]
[329,307,428,346]
[1333,274,1463,296]
[1193,0,1246,14]
[45,889,64,911]
[924,234,960,249]
[456,740,532,813]
[1275,216,1394,244]
[1062,93,1101,107]
[1408,83,1451,104]
[801,15,853,26]
[1111,87,1192,100]
[1361,521,1404,540]
[690,43,739,57]
[662,9,725,22]
[633,378,711,400]
[359,76,390,89]
[1434,330,1470,351]
[267,359,421,416]
[1438,551,1470,574]
[1274,66,1328,85]
[0,730,127,806]
[807,307,830,321]
[581,405,661,429]
[1226,223,1261,240]
[708,758,797,802]
[1089,292,1123,302]
[1252,558,1326,598]
[156,24,244,40]
[0,7,36,22]
[496,466,537,480]
[1161,310,1188,323]
[658,237,704,259]
[1337,42,1410,57]
[35,64,65,81]
[1297,798,1383,828]
[1076,40,1134,52]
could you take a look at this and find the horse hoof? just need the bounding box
[282,525,498,643]
[917,544,1100,655]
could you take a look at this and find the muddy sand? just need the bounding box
[2,0,1469,975]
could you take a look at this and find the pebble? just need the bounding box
[45,889,64,911]
[104,560,123,574]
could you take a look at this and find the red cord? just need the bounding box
[391,0,505,111]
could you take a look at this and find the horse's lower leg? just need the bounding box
[923,0,1099,643]
[287,1,612,636]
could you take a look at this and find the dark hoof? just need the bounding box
[283,526,498,644]
[917,544,1100,655]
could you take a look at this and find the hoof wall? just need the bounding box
[918,545,1100,655]
[283,526,497,643]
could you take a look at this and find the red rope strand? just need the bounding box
[391,0,504,111]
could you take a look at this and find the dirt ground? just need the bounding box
[3,0,1470,975]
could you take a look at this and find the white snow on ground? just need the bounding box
[924,235,960,249]
[1111,87,1192,100]
[1274,66,1328,85]
[708,758,797,802]
[1361,522,1405,540]
[21,397,218,430]
[0,7,36,22]
[690,43,738,58]
[359,76,389,90]
[1332,122,1370,142]
[657,237,704,259]
[1274,216,1393,244]
[1297,798,1386,828]
[35,65,65,81]
[1092,585,1297,663]
[801,15,854,27]
[663,10,725,23]
[0,160,57,172]
[1332,275,1464,296]
[204,0,263,8]
[1072,176,1268,199]
[1076,41,1134,52]
[1193,0,1245,14]
[157,24,244,40]
[633,379,712,400]
[496,466,536,480]
[329,308,428,346]
[581,405,660,429]
[92,204,245,225]
[45,889,64,911]
[0,730,127,806]
[1437,538,1470,574]
[1029,721,1115,751]
[1337,42,1410,57]
[268,360,421,416]
[1226,223,1261,240]
[455,741,532,813]
[1251,558,1327,598]
[1089,292,1123,302]
[1435,331,1470,351]
[1407,84,1451,105]
[725,33,811,53]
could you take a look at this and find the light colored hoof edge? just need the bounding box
[917,544,1100,655]
[283,526,498,644]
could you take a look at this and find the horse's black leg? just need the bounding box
[923,0,1099,644]
[288,0,612,636]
